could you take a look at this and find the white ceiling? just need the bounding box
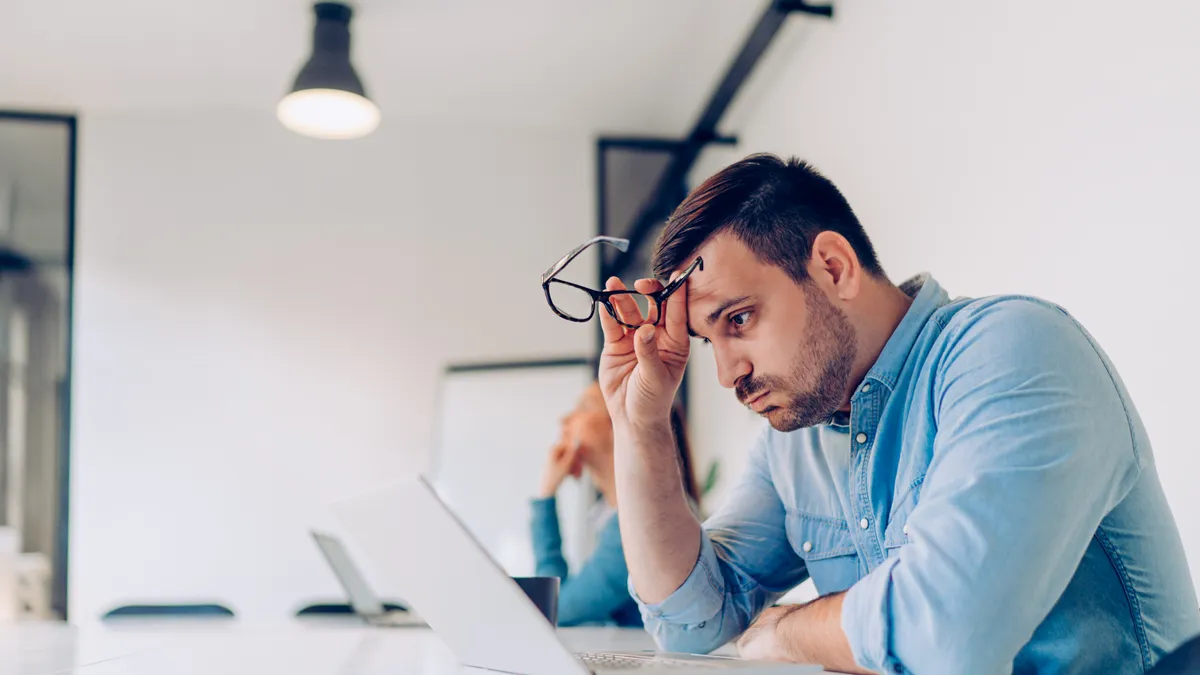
[0,0,772,134]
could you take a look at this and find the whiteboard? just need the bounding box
[430,361,597,576]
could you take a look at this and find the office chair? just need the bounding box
[101,603,236,619]
[295,602,406,616]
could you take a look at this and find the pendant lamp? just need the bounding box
[278,2,380,139]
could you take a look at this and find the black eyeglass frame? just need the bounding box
[541,236,703,329]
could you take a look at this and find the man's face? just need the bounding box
[683,232,858,431]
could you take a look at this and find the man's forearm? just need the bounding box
[612,420,702,605]
[778,593,869,674]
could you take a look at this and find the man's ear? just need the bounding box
[809,231,862,301]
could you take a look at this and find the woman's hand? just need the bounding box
[538,439,584,498]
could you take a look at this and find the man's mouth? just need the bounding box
[744,391,770,412]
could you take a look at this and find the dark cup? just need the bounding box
[512,576,559,626]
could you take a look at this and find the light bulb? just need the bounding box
[277,88,380,140]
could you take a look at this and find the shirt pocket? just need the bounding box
[883,473,925,557]
[785,511,860,594]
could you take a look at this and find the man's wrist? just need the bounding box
[773,604,808,662]
[773,593,864,673]
[613,416,673,445]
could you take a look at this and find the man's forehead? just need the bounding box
[681,259,742,335]
[671,233,775,334]
[675,234,757,302]
[684,268,720,304]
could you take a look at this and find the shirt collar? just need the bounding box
[860,273,950,393]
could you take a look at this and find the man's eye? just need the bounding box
[730,311,752,327]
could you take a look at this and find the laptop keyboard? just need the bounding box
[577,652,722,670]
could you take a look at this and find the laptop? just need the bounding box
[310,530,426,627]
[331,475,821,675]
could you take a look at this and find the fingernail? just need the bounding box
[641,326,656,342]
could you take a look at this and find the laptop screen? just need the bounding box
[311,531,386,616]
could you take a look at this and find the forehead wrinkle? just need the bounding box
[684,280,718,338]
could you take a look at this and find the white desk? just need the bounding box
[7,620,777,675]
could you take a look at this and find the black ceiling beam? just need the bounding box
[607,0,832,279]
[599,136,738,153]
[776,0,834,18]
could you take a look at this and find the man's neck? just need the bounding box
[841,281,915,409]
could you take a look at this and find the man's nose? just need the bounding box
[714,344,751,390]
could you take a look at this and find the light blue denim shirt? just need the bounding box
[636,276,1200,674]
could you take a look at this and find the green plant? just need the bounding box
[701,460,720,497]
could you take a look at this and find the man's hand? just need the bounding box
[596,276,691,430]
[537,440,583,498]
[736,606,801,662]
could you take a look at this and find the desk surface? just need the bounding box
[9,619,820,675]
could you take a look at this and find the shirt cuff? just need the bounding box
[629,536,725,626]
[843,556,907,674]
[530,495,558,516]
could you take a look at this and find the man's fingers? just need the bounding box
[634,278,664,324]
[606,282,646,327]
[664,274,690,340]
[633,278,663,294]
[632,324,669,383]
[598,277,628,343]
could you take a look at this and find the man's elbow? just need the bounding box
[647,627,726,656]
[886,617,1019,675]
[644,614,738,656]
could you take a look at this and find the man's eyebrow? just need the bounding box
[687,295,753,338]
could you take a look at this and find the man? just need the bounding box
[597,153,1199,674]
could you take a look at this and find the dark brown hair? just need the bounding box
[652,153,885,284]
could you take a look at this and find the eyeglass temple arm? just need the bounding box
[541,236,630,282]
[660,257,704,296]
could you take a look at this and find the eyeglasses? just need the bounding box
[541,235,703,329]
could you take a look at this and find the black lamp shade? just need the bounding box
[289,3,368,98]
[278,2,380,139]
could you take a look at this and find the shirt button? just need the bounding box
[802,541,813,553]
[860,518,870,530]
[856,432,868,444]
[902,524,909,536]
[861,383,871,394]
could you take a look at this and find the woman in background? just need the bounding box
[530,382,700,627]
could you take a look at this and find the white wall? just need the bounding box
[70,112,595,621]
[688,0,1200,592]
[64,0,1200,623]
